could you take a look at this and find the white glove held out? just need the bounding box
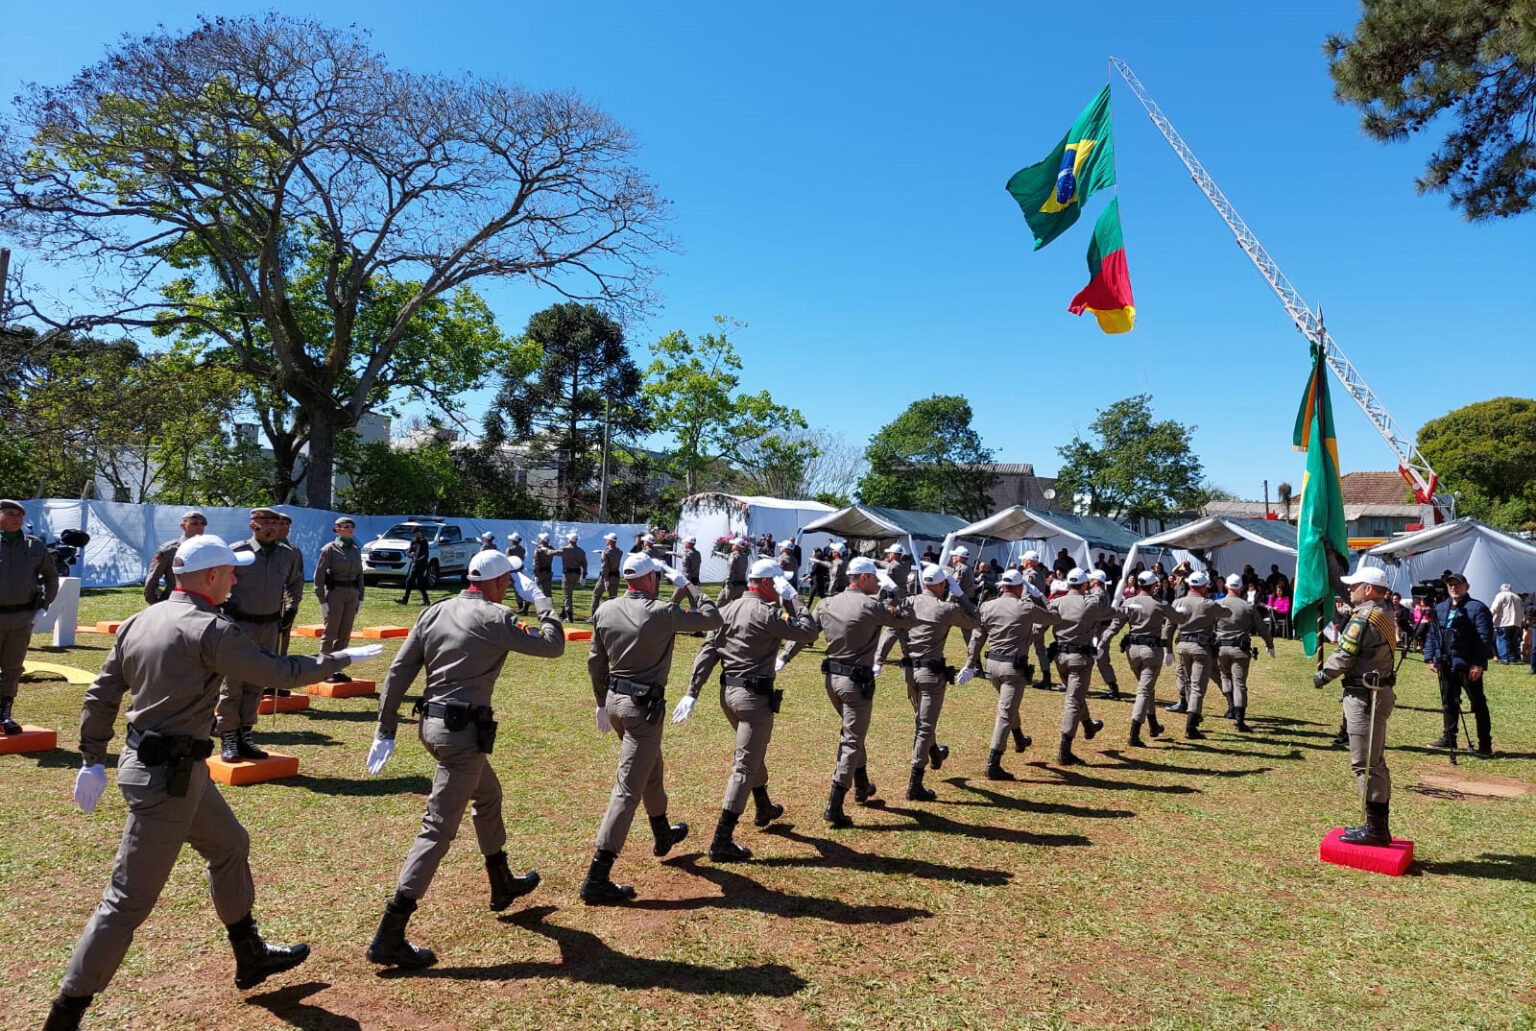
[946,575,963,598]
[671,695,696,724]
[871,663,883,677]
[515,572,539,601]
[535,595,555,616]
[1163,651,1176,668]
[1266,646,1276,659]
[337,644,384,662]
[365,737,395,776]
[595,706,612,734]
[775,577,798,600]
[955,666,976,686]
[73,764,107,813]
[774,656,787,673]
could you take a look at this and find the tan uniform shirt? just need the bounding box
[880,558,914,596]
[967,594,1059,666]
[587,592,723,705]
[559,544,587,579]
[0,533,59,611]
[817,587,918,666]
[313,539,365,602]
[599,544,623,578]
[533,545,556,578]
[726,550,749,584]
[683,547,702,583]
[1319,598,1398,684]
[688,591,818,696]
[1049,590,1111,645]
[898,591,981,661]
[1104,592,1180,642]
[1172,594,1221,640]
[223,538,302,619]
[1214,595,1274,648]
[143,537,186,604]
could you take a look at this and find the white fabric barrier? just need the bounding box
[15,499,646,588]
[674,494,836,583]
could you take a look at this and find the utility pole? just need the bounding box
[1263,479,1270,518]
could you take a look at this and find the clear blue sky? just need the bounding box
[5,1,1533,500]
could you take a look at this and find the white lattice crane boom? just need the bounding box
[1109,57,1448,518]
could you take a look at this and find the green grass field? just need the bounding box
[4,586,1534,1030]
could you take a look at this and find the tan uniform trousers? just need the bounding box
[1126,644,1165,722]
[1056,652,1095,736]
[60,753,254,996]
[985,658,1027,753]
[1176,641,1215,716]
[1094,645,1118,688]
[824,673,874,785]
[1217,647,1252,709]
[1344,684,1395,804]
[595,691,668,855]
[718,582,745,605]
[719,684,774,814]
[319,587,361,655]
[215,620,282,732]
[0,611,32,697]
[562,575,581,616]
[396,715,506,899]
[907,669,948,767]
[1030,626,1051,682]
[536,571,554,601]
[590,575,621,615]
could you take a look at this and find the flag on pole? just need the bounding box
[1068,198,1135,333]
[1005,84,1116,250]
[1292,343,1349,657]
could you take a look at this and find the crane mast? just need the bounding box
[1109,57,1448,519]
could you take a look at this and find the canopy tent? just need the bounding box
[944,507,1142,571]
[799,504,968,564]
[673,493,837,583]
[1357,518,1536,599]
[1122,516,1298,593]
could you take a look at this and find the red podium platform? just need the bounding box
[257,694,311,715]
[308,679,377,699]
[360,625,410,639]
[0,726,58,755]
[208,752,299,785]
[1320,826,1414,876]
[564,627,593,641]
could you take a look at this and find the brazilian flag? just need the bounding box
[1292,343,1350,657]
[1006,84,1116,250]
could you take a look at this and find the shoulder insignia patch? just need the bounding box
[1340,615,1367,656]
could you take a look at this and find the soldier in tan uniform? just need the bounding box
[581,553,722,903]
[682,535,703,587]
[363,550,565,969]
[274,513,301,655]
[815,557,918,827]
[720,537,750,604]
[1048,568,1113,765]
[558,532,587,623]
[213,507,304,761]
[1312,566,1400,846]
[1169,570,1221,740]
[589,532,624,619]
[681,557,818,861]
[1215,572,1275,733]
[880,543,914,597]
[1086,569,1123,699]
[506,533,528,613]
[45,535,366,1031]
[0,499,58,735]
[142,509,207,604]
[532,533,556,602]
[313,516,365,681]
[1019,550,1055,689]
[963,568,1059,779]
[1100,570,1179,746]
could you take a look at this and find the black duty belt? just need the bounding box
[901,657,948,673]
[1217,635,1251,649]
[418,699,496,723]
[987,650,1021,662]
[721,673,775,694]
[821,659,874,684]
[608,677,664,700]
[125,725,215,762]
[328,577,361,588]
[222,606,283,624]
[1125,634,1164,647]
[1057,643,1097,657]
[1181,632,1217,649]
[0,601,36,613]
[1342,676,1396,690]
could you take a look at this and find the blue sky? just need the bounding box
[5,1,1533,500]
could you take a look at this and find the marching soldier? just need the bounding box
[1311,567,1400,846]
[0,499,58,735]
[362,550,564,969]
[532,533,556,603]
[1048,568,1113,765]
[682,535,703,587]
[581,553,722,904]
[313,517,365,681]
[214,508,303,761]
[46,535,368,1031]
[1100,570,1179,746]
[558,532,587,623]
[1019,550,1055,689]
[506,533,528,613]
[679,557,818,861]
[1087,569,1123,699]
[963,568,1059,779]
[589,532,624,619]
[777,539,800,590]
[880,543,914,597]
[1215,572,1275,733]
[1167,570,1221,739]
[142,509,207,604]
[477,531,499,552]
[720,537,750,605]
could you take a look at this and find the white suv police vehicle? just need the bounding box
[361,518,476,587]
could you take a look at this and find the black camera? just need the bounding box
[1410,578,1448,606]
[47,528,90,578]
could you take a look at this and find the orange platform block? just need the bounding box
[207,752,299,785]
[359,625,411,639]
[1319,826,1414,876]
[76,624,107,634]
[257,694,311,715]
[95,621,122,633]
[291,624,325,638]
[564,627,593,641]
[307,679,377,699]
[0,726,58,754]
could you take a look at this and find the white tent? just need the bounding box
[1358,518,1536,599]
[674,493,837,583]
[1123,516,1298,593]
[945,507,1142,571]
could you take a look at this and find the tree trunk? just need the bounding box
[306,414,337,510]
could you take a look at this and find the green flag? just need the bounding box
[1292,343,1349,658]
[1006,84,1116,250]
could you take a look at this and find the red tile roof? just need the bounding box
[1339,471,1413,506]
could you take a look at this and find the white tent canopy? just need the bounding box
[673,493,836,583]
[945,507,1143,571]
[1123,516,1298,593]
[798,504,968,566]
[1358,518,1536,599]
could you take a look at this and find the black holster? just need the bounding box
[133,730,213,797]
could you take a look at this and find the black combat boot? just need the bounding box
[580,849,637,905]
[1082,717,1104,740]
[1476,737,1493,757]
[0,695,20,735]
[1185,713,1206,740]
[928,743,949,770]
[220,731,241,763]
[1221,692,1235,719]
[1147,712,1164,738]
[1333,717,1350,747]
[42,994,92,1031]
[1233,706,1252,733]
[366,893,437,967]
[852,766,877,805]
[751,785,784,827]
[648,814,688,857]
[1340,801,1392,847]
[1105,682,1123,701]
[824,781,854,828]
[1128,719,1146,747]
[709,809,753,862]
[235,727,268,760]
[1011,727,1031,752]
[485,851,539,911]
[227,915,310,989]
[906,764,936,801]
[985,748,1013,781]
[1165,695,1188,714]
[1056,733,1082,766]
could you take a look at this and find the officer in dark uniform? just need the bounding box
[397,527,432,605]
[0,499,58,735]
[142,509,207,604]
[1423,571,1496,755]
[506,533,528,613]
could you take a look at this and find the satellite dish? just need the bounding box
[1043,489,1057,500]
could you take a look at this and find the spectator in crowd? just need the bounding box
[1490,582,1526,664]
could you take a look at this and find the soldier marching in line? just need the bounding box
[45,535,369,1031]
[0,499,58,735]
[948,545,979,646]
[880,543,914,597]
[1086,569,1123,699]
[506,533,528,613]
[777,538,800,590]
[1215,572,1275,733]
[477,531,499,552]
[720,537,750,605]
[558,532,587,623]
[680,557,818,861]
[1099,570,1179,747]
[1048,568,1113,765]
[964,568,1059,779]
[682,535,703,587]
[142,509,207,605]
[313,517,365,682]
[532,533,556,602]
[581,552,722,904]
[1018,550,1056,690]
[589,532,624,620]
[362,549,564,970]
[1166,570,1221,740]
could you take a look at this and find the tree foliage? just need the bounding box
[1054,394,1205,524]
[1417,396,1536,529]
[1327,0,1536,219]
[856,395,997,520]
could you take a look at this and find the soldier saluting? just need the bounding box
[589,532,624,619]
[963,567,1059,779]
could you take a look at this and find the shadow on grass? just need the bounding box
[624,853,930,924]
[285,773,431,797]
[255,730,341,747]
[1023,762,1201,794]
[861,802,1094,847]
[245,981,360,1030]
[1098,748,1282,777]
[755,823,1016,884]
[300,708,389,724]
[393,905,806,996]
[1415,853,1536,884]
[939,776,1135,819]
[11,747,84,769]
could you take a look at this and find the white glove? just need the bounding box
[872,663,883,677]
[365,737,395,776]
[946,574,962,598]
[671,695,696,724]
[774,656,787,673]
[1266,646,1276,659]
[32,607,48,628]
[1163,651,1175,668]
[955,666,976,686]
[336,644,384,662]
[876,571,898,593]
[534,594,554,616]
[775,577,797,600]
[595,706,612,734]
[73,764,107,813]
[660,563,689,589]
[515,572,539,601]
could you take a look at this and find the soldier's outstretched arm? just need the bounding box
[502,610,566,658]
[671,596,724,633]
[205,620,349,692]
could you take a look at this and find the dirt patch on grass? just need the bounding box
[1415,772,1532,798]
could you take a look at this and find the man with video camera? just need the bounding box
[1422,571,1495,756]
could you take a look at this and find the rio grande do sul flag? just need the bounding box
[1068,198,1135,333]
[1292,343,1350,657]
[1005,84,1116,250]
